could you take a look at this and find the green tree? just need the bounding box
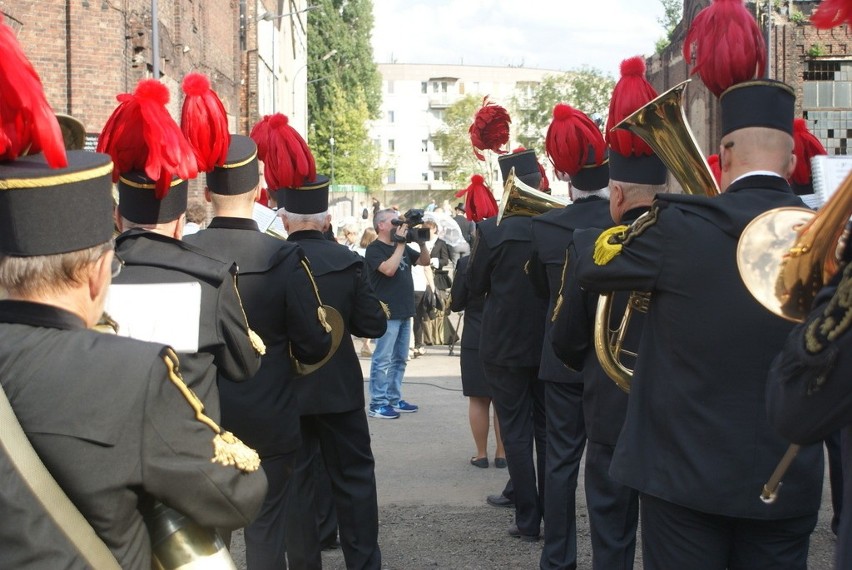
[655,0,683,54]
[310,84,382,189]
[432,95,501,191]
[306,0,383,190]
[512,68,615,159]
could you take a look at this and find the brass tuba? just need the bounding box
[737,160,852,504]
[594,80,720,392]
[496,168,570,225]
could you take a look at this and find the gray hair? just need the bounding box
[282,210,329,228]
[0,240,113,297]
[373,208,398,230]
[572,187,610,200]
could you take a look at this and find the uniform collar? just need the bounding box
[0,300,86,331]
[287,229,326,241]
[207,216,260,231]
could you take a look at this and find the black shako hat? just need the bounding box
[118,171,188,225]
[608,150,668,186]
[498,149,542,188]
[0,151,114,255]
[720,79,795,137]
[278,174,331,215]
[571,147,611,191]
[206,135,259,196]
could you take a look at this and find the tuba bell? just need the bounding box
[595,79,720,392]
[496,168,570,225]
[737,160,852,504]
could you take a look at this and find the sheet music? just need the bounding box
[104,283,201,352]
[252,202,280,232]
[811,155,852,207]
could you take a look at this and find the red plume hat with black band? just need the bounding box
[545,103,608,191]
[0,12,113,255]
[607,56,667,185]
[98,79,198,224]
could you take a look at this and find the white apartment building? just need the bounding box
[369,63,561,196]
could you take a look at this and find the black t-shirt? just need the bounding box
[365,240,420,319]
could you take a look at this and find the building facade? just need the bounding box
[368,63,560,207]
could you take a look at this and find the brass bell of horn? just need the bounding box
[56,113,87,151]
[594,79,720,392]
[146,502,237,570]
[496,168,570,225]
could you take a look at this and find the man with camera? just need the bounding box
[365,209,431,419]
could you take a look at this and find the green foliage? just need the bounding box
[789,9,805,24]
[305,0,383,192]
[655,0,682,54]
[432,95,496,190]
[310,84,382,190]
[511,69,615,159]
[808,43,826,57]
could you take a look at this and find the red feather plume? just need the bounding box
[606,56,656,156]
[792,118,827,185]
[0,13,66,167]
[97,79,198,199]
[811,0,852,29]
[545,103,606,176]
[469,97,511,160]
[249,113,316,190]
[683,0,766,97]
[707,153,722,188]
[181,72,230,172]
[455,174,497,222]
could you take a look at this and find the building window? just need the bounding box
[373,138,381,151]
[421,139,428,152]
[387,80,394,94]
[421,82,428,94]
[432,81,439,93]
[422,172,429,181]
[388,168,396,184]
[388,110,395,123]
[441,81,447,93]
[388,139,395,152]
[803,60,852,155]
[433,170,448,181]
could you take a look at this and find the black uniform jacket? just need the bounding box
[0,301,267,569]
[529,196,613,383]
[550,206,649,445]
[467,216,548,368]
[186,218,332,455]
[573,175,824,519]
[287,229,387,415]
[114,229,261,421]
[766,262,852,567]
[450,255,483,350]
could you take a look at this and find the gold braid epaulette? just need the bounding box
[161,348,261,473]
[300,257,332,333]
[551,249,570,323]
[379,301,391,319]
[232,274,266,355]
[804,261,852,354]
[593,206,660,266]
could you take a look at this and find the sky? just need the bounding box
[371,0,668,78]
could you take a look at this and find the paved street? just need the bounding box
[232,340,839,569]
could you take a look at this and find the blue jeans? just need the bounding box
[369,318,411,409]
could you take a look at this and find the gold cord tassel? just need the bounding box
[593,225,629,266]
[379,301,391,319]
[317,305,332,333]
[248,328,266,355]
[162,348,261,473]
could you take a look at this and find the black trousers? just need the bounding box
[540,381,586,570]
[640,493,817,570]
[483,363,546,536]
[285,410,381,570]
[584,441,638,570]
[244,451,297,570]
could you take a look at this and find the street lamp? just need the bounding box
[330,122,335,188]
[258,6,318,21]
[291,49,337,122]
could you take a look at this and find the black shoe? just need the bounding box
[320,536,340,551]
[507,523,540,542]
[494,457,507,469]
[486,494,513,508]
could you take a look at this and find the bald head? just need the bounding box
[719,127,796,191]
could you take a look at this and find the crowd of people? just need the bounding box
[3,2,852,569]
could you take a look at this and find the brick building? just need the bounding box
[647,0,852,191]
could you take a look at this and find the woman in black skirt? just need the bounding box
[450,255,506,468]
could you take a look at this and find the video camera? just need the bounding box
[391,209,431,243]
